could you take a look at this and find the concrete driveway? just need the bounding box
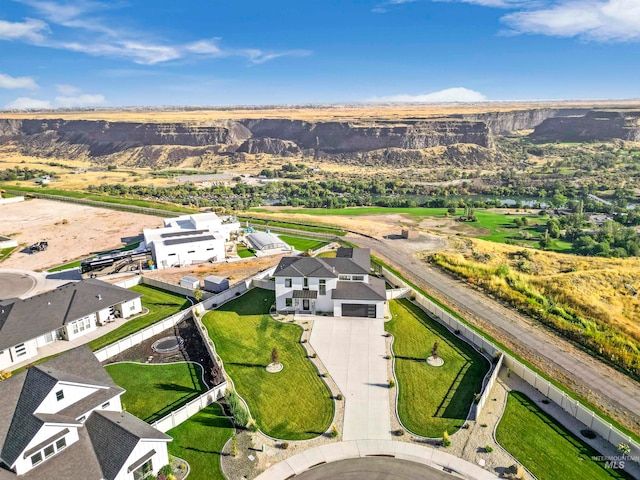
[309,316,391,441]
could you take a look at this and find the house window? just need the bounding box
[15,343,27,357]
[319,279,326,296]
[130,304,137,311]
[44,445,55,459]
[55,438,67,450]
[339,275,350,281]
[132,459,153,480]
[353,275,364,281]
[285,298,293,307]
[56,390,64,401]
[285,278,292,288]
[72,316,92,335]
[30,452,42,466]
[303,277,308,287]
[102,402,110,409]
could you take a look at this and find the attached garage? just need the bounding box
[341,303,377,318]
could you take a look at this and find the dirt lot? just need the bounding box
[142,255,285,285]
[1,198,164,271]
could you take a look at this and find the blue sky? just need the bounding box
[0,0,638,109]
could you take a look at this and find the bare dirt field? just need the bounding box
[0,198,164,271]
[142,254,284,285]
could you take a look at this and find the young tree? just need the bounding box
[194,287,203,302]
[271,347,279,365]
[432,341,439,359]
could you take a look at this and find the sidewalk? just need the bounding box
[253,440,499,480]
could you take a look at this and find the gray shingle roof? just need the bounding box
[0,346,124,467]
[273,257,338,278]
[336,247,371,271]
[331,277,386,301]
[0,279,141,350]
[85,411,170,480]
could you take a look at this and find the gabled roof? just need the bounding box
[273,249,371,279]
[273,257,338,278]
[0,279,141,350]
[85,411,170,480]
[331,277,386,301]
[0,346,124,467]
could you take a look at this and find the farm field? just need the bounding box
[105,362,208,423]
[202,288,334,440]
[386,299,489,437]
[277,234,328,252]
[496,391,632,480]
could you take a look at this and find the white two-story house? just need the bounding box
[0,346,171,480]
[0,279,142,371]
[273,248,387,318]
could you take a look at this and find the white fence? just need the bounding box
[152,381,228,433]
[386,287,410,300]
[473,354,504,420]
[380,267,640,458]
[94,309,192,362]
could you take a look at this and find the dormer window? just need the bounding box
[55,390,64,401]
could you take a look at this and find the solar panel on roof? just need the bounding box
[164,235,216,246]
[160,229,209,238]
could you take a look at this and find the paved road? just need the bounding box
[309,316,391,440]
[350,235,640,428]
[292,458,456,480]
[0,271,35,299]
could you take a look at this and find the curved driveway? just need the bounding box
[351,235,640,428]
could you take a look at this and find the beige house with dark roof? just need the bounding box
[0,279,142,371]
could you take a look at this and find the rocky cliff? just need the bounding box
[0,108,616,167]
[530,110,640,143]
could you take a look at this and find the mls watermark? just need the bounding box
[592,455,639,469]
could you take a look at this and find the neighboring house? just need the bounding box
[273,248,387,318]
[143,212,240,269]
[0,279,142,371]
[0,346,171,480]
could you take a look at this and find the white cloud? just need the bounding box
[56,84,81,95]
[0,18,48,42]
[186,40,224,56]
[61,41,181,65]
[502,0,640,42]
[4,97,52,109]
[0,73,39,89]
[442,0,533,7]
[55,93,106,108]
[369,87,488,103]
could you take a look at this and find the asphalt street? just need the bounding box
[292,458,456,480]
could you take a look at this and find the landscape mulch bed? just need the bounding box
[103,317,222,387]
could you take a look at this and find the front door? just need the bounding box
[303,299,310,311]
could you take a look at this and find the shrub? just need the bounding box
[393,429,405,437]
[541,399,550,404]
[480,423,488,428]
[618,443,631,454]
[247,419,259,432]
[581,429,597,439]
[485,445,493,453]
[442,430,451,447]
[226,391,250,427]
[232,434,238,457]
[329,425,339,438]
[336,393,343,400]
[280,442,289,450]
[388,378,395,388]
[235,291,241,296]
[158,465,172,476]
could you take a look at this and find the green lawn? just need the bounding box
[386,299,489,437]
[496,391,633,480]
[89,284,191,351]
[315,250,337,258]
[167,403,233,480]
[0,246,16,262]
[277,234,328,252]
[48,259,85,272]
[239,215,346,235]
[236,245,255,258]
[202,288,334,440]
[105,362,208,423]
